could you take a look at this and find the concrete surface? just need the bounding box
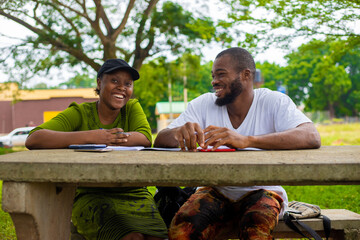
[1,145,359,240]
[0,146,359,186]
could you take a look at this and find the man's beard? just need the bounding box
[215,77,243,106]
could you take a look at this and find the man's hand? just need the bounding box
[174,122,205,151]
[203,125,249,150]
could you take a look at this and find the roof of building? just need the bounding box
[155,101,188,114]
[0,83,97,101]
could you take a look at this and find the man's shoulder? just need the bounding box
[191,92,216,104]
[255,88,282,97]
[255,88,287,102]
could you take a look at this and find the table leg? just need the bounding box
[1,182,76,240]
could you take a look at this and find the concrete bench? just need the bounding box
[274,209,360,240]
[214,209,360,240]
[70,208,360,240]
[1,146,360,240]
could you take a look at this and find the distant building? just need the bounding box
[155,101,188,132]
[0,83,98,134]
[254,69,263,88]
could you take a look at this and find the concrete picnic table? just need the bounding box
[0,145,359,240]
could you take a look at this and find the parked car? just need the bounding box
[0,127,35,148]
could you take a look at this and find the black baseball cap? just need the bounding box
[97,59,140,80]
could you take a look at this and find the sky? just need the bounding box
[0,4,292,88]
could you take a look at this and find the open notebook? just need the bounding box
[69,144,260,152]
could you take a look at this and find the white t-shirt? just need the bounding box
[167,88,312,218]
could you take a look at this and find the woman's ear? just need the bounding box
[96,78,101,92]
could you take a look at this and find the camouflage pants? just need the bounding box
[169,187,283,240]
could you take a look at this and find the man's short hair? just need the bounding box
[215,47,256,77]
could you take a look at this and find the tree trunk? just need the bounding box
[328,103,336,119]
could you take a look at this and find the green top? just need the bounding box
[30,99,152,143]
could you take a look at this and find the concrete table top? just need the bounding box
[1,145,359,186]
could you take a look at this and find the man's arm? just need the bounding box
[204,122,321,150]
[249,122,321,150]
[154,122,205,151]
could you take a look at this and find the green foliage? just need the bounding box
[306,57,352,117]
[222,0,360,53]
[0,1,220,86]
[135,58,169,129]
[152,2,215,45]
[256,61,286,90]
[59,74,96,89]
[135,53,212,129]
[283,39,359,118]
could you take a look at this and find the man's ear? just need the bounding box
[241,69,252,82]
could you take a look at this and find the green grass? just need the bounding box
[0,123,359,239]
[0,148,14,155]
[316,122,360,146]
[281,123,360,214]
[0,181,17,240]
[284,185,360,213]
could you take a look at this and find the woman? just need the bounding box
[26,59,168,240]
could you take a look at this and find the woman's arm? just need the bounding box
[25,129,103,149]
[26,128,152,149]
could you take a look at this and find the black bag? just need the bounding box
[154,186,197,227]
[283,201,331,240]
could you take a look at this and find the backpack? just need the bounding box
[154,186,197,227]
[283,201,331,240]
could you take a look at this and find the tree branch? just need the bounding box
[135,0,159,49]
[0,10,43,35]
[97,1,114,35]
[112,0,136,39]
[49,0,82,44]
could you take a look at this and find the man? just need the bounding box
[154,47,321,240]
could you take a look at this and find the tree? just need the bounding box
[221,0,360,51]
[283,39,357,118]
[256,61,286,91]
[306,57,351,118]
[336,45,360,116]
[135,57,169,129]
[0,0,218,86]
[59,74,96,89]
[135,53,213,129]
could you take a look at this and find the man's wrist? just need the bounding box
[247,135,256,148]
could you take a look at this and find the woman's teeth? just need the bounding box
[114,95,125,99]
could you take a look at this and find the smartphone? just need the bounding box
[68,144,107,149]
[199,148,236,152]
[74,148,112,152]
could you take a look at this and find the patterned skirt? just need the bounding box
[72,187,168,240]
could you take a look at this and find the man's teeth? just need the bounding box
[215,88,223,93]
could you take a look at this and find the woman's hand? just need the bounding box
[97,128,131,146]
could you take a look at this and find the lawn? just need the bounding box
[0,123,359,239]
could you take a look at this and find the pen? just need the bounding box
[99,128,130,136]
[117,132,131,136]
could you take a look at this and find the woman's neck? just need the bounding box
[96,101,121,125]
